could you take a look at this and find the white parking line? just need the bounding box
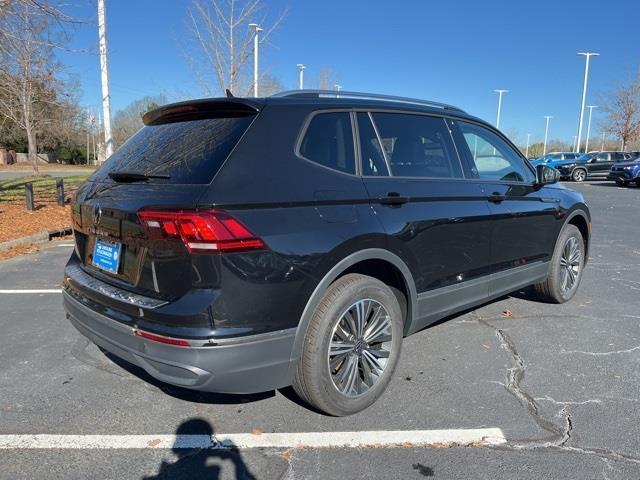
[0,429,506,449]
[0,289,62,294]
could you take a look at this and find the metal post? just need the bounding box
[576,52,599,153]
[249,24,262,97]
[585,105,597,153]
[297,64,306,89]
[56,178,65,206]
[25,183,34,211]
[525,133,531,158]
[543,116,552,156]
[98,0,113,159]
[494,89,508,129]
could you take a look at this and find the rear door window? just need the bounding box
[369,112,463,178]
[93,116,255,184]
[299,112,356,175]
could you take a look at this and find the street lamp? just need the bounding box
[296,64,306,89]
[249,23,263,97]
[576,52,599,153]
[494,89,508,130]
[585,105,597,153]
[543,116,553,156]
[525,133,531,158]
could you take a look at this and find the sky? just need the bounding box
[59,0,640,146]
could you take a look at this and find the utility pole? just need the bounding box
[249,23,262,97]
[297,64,306,89]
[576,52,599,153]
[543,116,553,156]
[98,0,113,160]
[525,133,531,158]
[494,89,508,130]
[601,131,606,151]
[585,105,597,153]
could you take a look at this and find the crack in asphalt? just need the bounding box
[473,313,640,467]
[560,345,640,356]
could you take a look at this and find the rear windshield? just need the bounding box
[92,116,254,184]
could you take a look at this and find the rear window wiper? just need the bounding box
[108,171,171,183]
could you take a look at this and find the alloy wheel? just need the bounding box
[327,299,393,398]
[559,236,582,295]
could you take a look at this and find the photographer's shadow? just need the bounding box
[144,418,256,480]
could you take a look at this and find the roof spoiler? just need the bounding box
[143,98,263,126]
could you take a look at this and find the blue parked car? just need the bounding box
[607,155,640,186]
[530,152,580,168]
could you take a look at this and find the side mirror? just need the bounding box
[536,164,560,185]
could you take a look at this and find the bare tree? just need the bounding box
[1,3,52,173]
[316,67,337,90]
[183,0,286,96]
[259,73,284,96]
[599,69,640,151]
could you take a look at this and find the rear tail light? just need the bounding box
[134,329,191,347]
[137,209,267,253]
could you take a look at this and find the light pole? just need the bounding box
[601,131,606,150]
[249,23,263,97]
[576,52,599,153]
[543,116,553,156]
[572,136,577,151]
[98,0,113,160]
[296,64,306,89]
[585,105,597,153]
[525,133,531,158]
[494,89,508,130]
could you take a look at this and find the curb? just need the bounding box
[0,227,72,252]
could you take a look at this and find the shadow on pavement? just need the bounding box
[143,418,257,480]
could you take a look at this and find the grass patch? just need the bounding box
[0,174,90,203]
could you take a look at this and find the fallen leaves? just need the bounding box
[0,201,71,243]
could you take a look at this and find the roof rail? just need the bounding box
[271,90,466,113]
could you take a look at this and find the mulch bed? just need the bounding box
[0,201,72,244]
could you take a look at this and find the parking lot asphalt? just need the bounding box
[1,181,639,479]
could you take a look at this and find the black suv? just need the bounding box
[63,91,591,415]
[556,151,634,181]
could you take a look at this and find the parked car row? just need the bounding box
[530,151,640,185]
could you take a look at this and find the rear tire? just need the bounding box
[533,224,585,303]
[572,168,587,182]
[292,274,403,416]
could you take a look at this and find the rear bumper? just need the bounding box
[63,291,295,394]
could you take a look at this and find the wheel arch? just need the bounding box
[287,249,417,374]
[563,208,591,262]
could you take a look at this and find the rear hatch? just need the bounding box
[71,99,260,302]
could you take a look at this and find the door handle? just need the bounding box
[487,192,506,203]
[379,192,409,206]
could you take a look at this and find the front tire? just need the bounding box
[572,168,587,182]
[615,180,627,187]
[293,274,403,416]
[533,225,585,303]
